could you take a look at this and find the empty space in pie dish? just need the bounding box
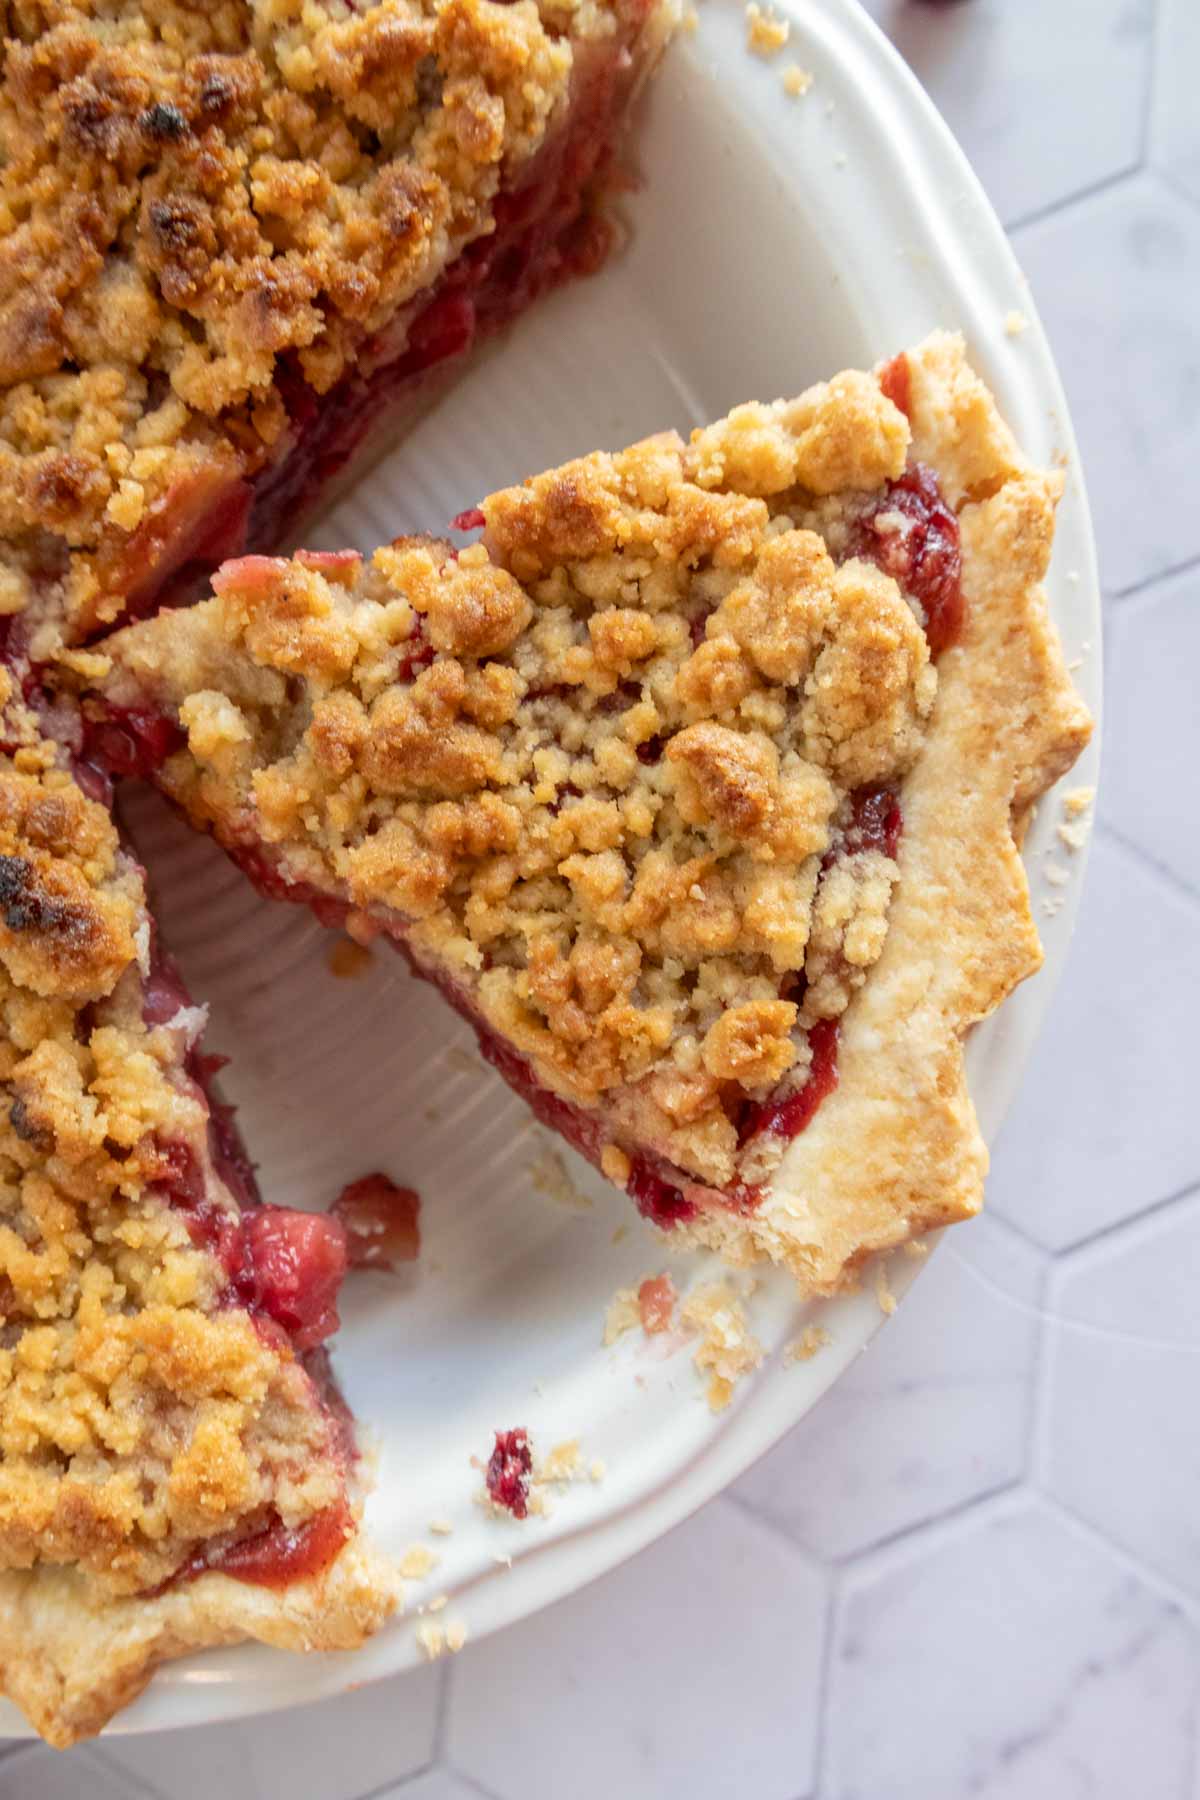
[45,0,1099,1737]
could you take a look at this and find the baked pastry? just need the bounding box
[87,332,1093,1294]
[0,0,677,668]
[0,0,680,1743]
[0,678,396,1747]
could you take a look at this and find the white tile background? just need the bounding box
[7,0,1198,1791]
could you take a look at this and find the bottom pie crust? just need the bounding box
[0,1537,398,1751]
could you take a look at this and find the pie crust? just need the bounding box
[89,332,1093,1296]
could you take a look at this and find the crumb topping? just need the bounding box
[96,367,938,1195]
[0,0,602,640]
[679,1279,761,1410]
[0,752,344,1591]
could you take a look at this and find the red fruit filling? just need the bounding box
[737,1017,841,1145]
[151,1138,348,1351]
[333,1173,421,1269]
[852,463,963,656]
[844,786,903,862]
[486,1428,533,1519]
[85,706,185,780]
[625,1156,698,1228]
[451,508,486,532]
[236,1208,349,1352]
[159,1497,353,1595]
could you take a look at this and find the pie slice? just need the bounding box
[85,332,1092,1293]
[0,682,396,1747]
[0,0,676,669]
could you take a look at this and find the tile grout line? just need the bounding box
[1035,1491,1200,1628]
[831,1478,1027,1576]
[1111,546,1200,602]
[809,1568,842,1800]
[1005,163,1142,239]
[1097,819,1200,914]
[1052,1173,1200,1263]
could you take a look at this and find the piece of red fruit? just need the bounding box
[486,1428,533,1519]
[333,1173,421,1269]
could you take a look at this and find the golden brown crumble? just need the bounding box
[95,368,935,1194]
[0,752,347,1594]
[0,0,655,651]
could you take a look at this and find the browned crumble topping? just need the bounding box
[0,752,343,1592]
[96,369,936,1192]
[0,0,630,648]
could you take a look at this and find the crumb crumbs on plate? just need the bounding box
[590,1457,607,1483]
[529,1141,592,1210]
[327,936,374,979]
[1004,309,1030,337]
[1044,858,1070,888]
[781,62,813,97]
[416,1612,468,1660]
[429,1518,454,1536]
[680,1282,763,1412]
[783,1325,830,1365]
[682,4,698,28]
[399,1544,439,1581]
[1056,787,1094,853]
[604,1272,678,1344]
[493,1552,514,1568]
[874,1261,897,1317]
[745,1,788,55]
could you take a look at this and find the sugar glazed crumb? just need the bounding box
[746,3,789,55]
[781,63,813,97]
[98,370,929,1206]
[680,1281,763,1411]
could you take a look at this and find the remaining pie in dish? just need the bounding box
[0,0,677,668]
[87,332,1093,1294]
[0,681,396,1748]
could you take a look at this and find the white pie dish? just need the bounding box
[0,0,1101,1738]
